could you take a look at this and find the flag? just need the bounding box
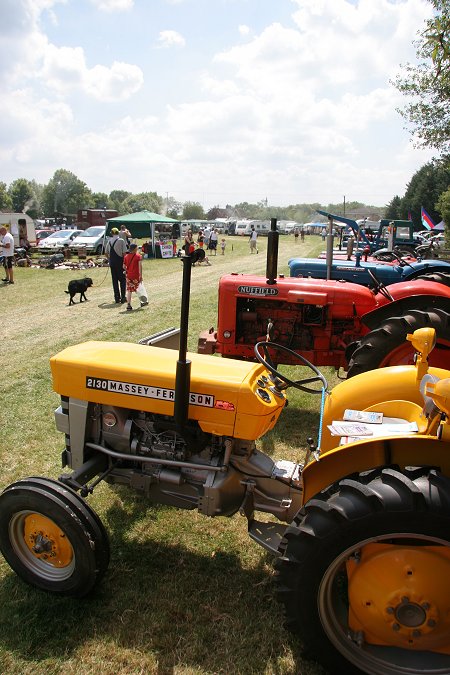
[421,206,435,230]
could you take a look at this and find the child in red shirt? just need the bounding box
[123,243,146,310]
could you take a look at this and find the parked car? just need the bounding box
[37,229,83,251]
[69,226,106,255]
[35,229,56,245]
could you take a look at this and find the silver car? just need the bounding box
[37,229,84,251]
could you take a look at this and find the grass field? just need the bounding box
[0,235,333,675]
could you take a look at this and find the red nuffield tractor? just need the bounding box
[0,249,449,675]
[199,221,450,376]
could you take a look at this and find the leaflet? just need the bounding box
[343,409,383,424]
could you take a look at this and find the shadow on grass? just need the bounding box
[98,301,122,310]
[0,493,321,674]
[261,405,321,457]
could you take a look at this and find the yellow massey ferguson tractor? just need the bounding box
[0,257,450,675]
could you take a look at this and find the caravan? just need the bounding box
[0,213,36,247]
[235,219,271,236]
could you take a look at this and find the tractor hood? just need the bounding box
[50,341,285,440]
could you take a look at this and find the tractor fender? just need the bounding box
[301,435,450,505]
[361,294,450,330]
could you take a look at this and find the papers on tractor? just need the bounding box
[328,414,418,445]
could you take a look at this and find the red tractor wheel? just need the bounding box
[276,467,450,675]
[347,308,450,378]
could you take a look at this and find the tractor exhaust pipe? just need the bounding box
[266,217,279,285]
[174,255,192,431]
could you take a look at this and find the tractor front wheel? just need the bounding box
[276,467,450,675]
[0,477,110,596]
[347,308,450,377]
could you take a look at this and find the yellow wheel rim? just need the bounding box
[23,513,74,568]
[347,542,450,654]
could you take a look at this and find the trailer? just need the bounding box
[0,212,36,247]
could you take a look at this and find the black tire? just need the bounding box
[347,308,450,377]
[95,244,103,255]
[276,467,450,675]
[406,266,450,281]
[412,272,450,289]
[0,477,109,597]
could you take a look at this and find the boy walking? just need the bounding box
[123,243,147,311]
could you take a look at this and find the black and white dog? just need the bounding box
[65,277,93,305]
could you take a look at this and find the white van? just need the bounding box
[235,220,271,236]
[0,212,36,247]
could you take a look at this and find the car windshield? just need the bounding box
[46,230,75,240]
[81,227,105,237]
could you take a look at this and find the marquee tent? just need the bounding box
[105,211,180,258]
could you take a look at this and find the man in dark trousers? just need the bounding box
[105,227,127,303]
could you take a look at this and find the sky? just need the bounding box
[0,0,437,210]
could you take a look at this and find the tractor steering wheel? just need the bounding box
[368,269,394,301]
[390,249,415,268]
[254,342,328,394]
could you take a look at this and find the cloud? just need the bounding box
[0,0,437,208]
[38,44,143,101]
[158,30,186,48]
[238,25,250,36]
[89,0,134,10]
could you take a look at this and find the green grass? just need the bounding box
[0,235,331,675]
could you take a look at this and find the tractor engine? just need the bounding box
[51,341,301,520]
[198,274,376,368]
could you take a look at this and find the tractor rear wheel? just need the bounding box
[412,272,450,288]
[0,477,109,596]
[276,467,450,675]
[347,308,450,377]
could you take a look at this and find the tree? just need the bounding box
[8,178,34,213]
[394,0,450,153]
[109,190,131,213]
[27,180,45,219]
[182,201,205,220]
[0,182,13,211]
[385,195,403,220]
[122,191,163,214]
[401,159,450,227]
[90,192,110,209]
[42,169,92,217]
[436,187,450,244]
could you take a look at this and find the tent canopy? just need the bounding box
[106,210,180,238]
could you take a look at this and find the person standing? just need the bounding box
[220,238,226,255]
[183,229,194,255]
[249,226,258,253]
[209,228,218,255]
[105,227,127,304]
[294,227,299,243]
[0,226,15,284]
[123,243,145,311]
[119,224,131,250]
[203,226,211,250]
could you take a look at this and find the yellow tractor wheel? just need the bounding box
[0,477,109,596]
[276,467,450,675]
